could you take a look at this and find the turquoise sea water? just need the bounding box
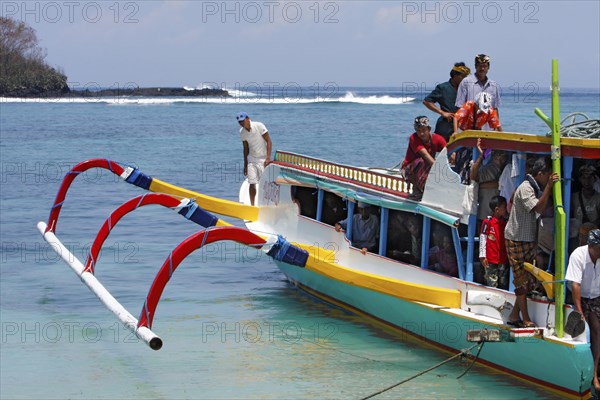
[1,88,599,399]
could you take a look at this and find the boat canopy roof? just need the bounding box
[448,130,600,159]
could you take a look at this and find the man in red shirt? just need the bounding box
[479,195,509,289]
[401,116,447,196]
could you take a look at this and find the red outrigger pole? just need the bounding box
[84,193,186,275]
[137,227,268,330]
[45,158,155,234]
[45,159,126,233]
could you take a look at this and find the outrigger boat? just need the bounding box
[38,61,599,398]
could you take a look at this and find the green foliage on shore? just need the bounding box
[0,17,69,96]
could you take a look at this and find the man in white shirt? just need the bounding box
[237,112,272,206]
[566,229,600,392]
[455,54,502,112]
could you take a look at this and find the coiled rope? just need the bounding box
[546,112,600,138]
[359,341,485,400]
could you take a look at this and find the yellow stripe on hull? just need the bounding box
[149,178,258,223]
[149,178,460,309]
[295,243,462,309]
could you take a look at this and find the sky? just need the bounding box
[3,1,600,90]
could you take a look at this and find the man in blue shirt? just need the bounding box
[423,62,470,141]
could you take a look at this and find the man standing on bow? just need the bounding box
[423,62,471,141]
[237,112,272,206]
[455,54,502,112]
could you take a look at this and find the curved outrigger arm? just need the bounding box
[84,193,220,275]
[45,159,128,233]
[45,158,258,234]
[137,227,270,330]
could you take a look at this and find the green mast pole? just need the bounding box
[551,59,566,338]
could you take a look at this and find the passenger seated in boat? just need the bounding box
[451,92,502,184]
[321,192,347,226]
[386,210,412,262]
[335,202,379,255]
[570,164,600,252]
[402,215,423,265]
[428,231,458,277]
[479,195,509,289]
[388,211,423,266]
[401,116,447,196]
[292,186,318,219]
[471,138,508,226]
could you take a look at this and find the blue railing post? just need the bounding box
[517,152,526,183]
[466,214,477,282]
[562,156,574,299]
[316,189,324,222]
[379,207,388,257]
[421,216,431,269]
[452,228,466,280]
[346,200,355,242]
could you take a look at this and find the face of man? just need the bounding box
[451,73,468,87]
[579,173,595,190]
[416,126,431,143]
[475,62,489,79]
[239,117,251,131]
[358,206,371,220]
[589,244,600,262]
[535,169,552,188]
[493,153,508,168]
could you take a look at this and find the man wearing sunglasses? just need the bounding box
[237,112,273,206]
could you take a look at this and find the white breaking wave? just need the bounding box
[0,91,414,105]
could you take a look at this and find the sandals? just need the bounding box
[507,319,523,327]
[507,319,536,328]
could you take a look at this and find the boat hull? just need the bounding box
[276,261,593,398]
